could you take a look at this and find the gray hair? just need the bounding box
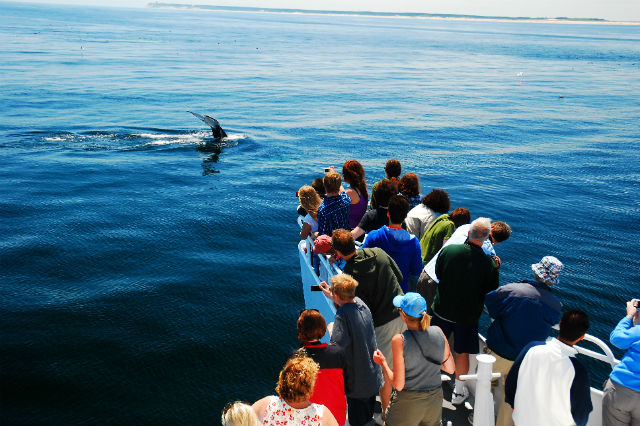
[469,217,491,242]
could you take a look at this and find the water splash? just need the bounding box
[10,129,247,152]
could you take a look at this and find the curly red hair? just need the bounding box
[276,353,319,403]
[399,173,420,198]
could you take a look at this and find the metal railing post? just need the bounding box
[460,353,500,426]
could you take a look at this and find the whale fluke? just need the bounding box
[188,111,228,140]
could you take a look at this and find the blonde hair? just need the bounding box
[221,401,260,426]
[330,273,358,301]
[298,185,322,221]
[401,310,432,331]
[323,171,342,193]
[276,352,319,403]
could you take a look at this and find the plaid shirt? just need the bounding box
[317,192,351,236]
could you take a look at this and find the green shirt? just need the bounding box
[432,242,499,324]
[420,214,454,265]
[369,180,382,210]
[343,248,404,327]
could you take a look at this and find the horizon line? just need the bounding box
[147,2,640,24]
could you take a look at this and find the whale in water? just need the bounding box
[188,111,228,140]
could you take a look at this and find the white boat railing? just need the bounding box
[552,324,620,368]
[296,218,616,426]
[460,354,502,426]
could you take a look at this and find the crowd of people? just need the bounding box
[222,159,639,426]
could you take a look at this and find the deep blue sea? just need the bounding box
[1,2,639,424]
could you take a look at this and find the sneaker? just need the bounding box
[451,386,469,405]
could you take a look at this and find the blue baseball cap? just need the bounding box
[393,292,427,318]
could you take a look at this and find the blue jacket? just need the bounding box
[609,317,640,392]
[485,279,562,360]
[362,226,422,293]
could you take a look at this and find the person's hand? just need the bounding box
[626,299,638,319]
[328,255,336,265]
[372,349,386,366]
[319,281,332,299]
[493,255,501,269]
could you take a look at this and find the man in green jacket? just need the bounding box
[331,228,406,416]
[431,217,500,405]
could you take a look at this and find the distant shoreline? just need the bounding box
[147,2,640,25]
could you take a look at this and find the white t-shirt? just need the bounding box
[304,214,318,233]
[404,204,437,241]
[512,339,581,426]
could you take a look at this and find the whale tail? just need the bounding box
[188,111,227,139]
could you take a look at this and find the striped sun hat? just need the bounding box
[532,256,564,285]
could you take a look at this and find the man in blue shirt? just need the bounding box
[603,298,640,426]
[362,195,422,293]
[319,274,383,426]
[484,255,564,425]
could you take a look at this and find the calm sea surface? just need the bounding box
[1,2,639,424]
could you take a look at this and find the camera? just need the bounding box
[324,167,331,173]
[634,299,640,310]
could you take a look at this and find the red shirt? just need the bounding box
[303,341,347,426]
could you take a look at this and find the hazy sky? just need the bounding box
[17,0,640,22]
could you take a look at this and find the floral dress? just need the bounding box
[262,396,323,426]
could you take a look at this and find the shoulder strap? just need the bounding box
[407,330,442,366]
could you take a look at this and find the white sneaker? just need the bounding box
[451,386,469,405]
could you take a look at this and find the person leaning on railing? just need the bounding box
[342,160,369,231]
[602,298,640,426]
[317,169,351,237]
[298,185,322,240]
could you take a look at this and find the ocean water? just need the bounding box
[0,2,639,424]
